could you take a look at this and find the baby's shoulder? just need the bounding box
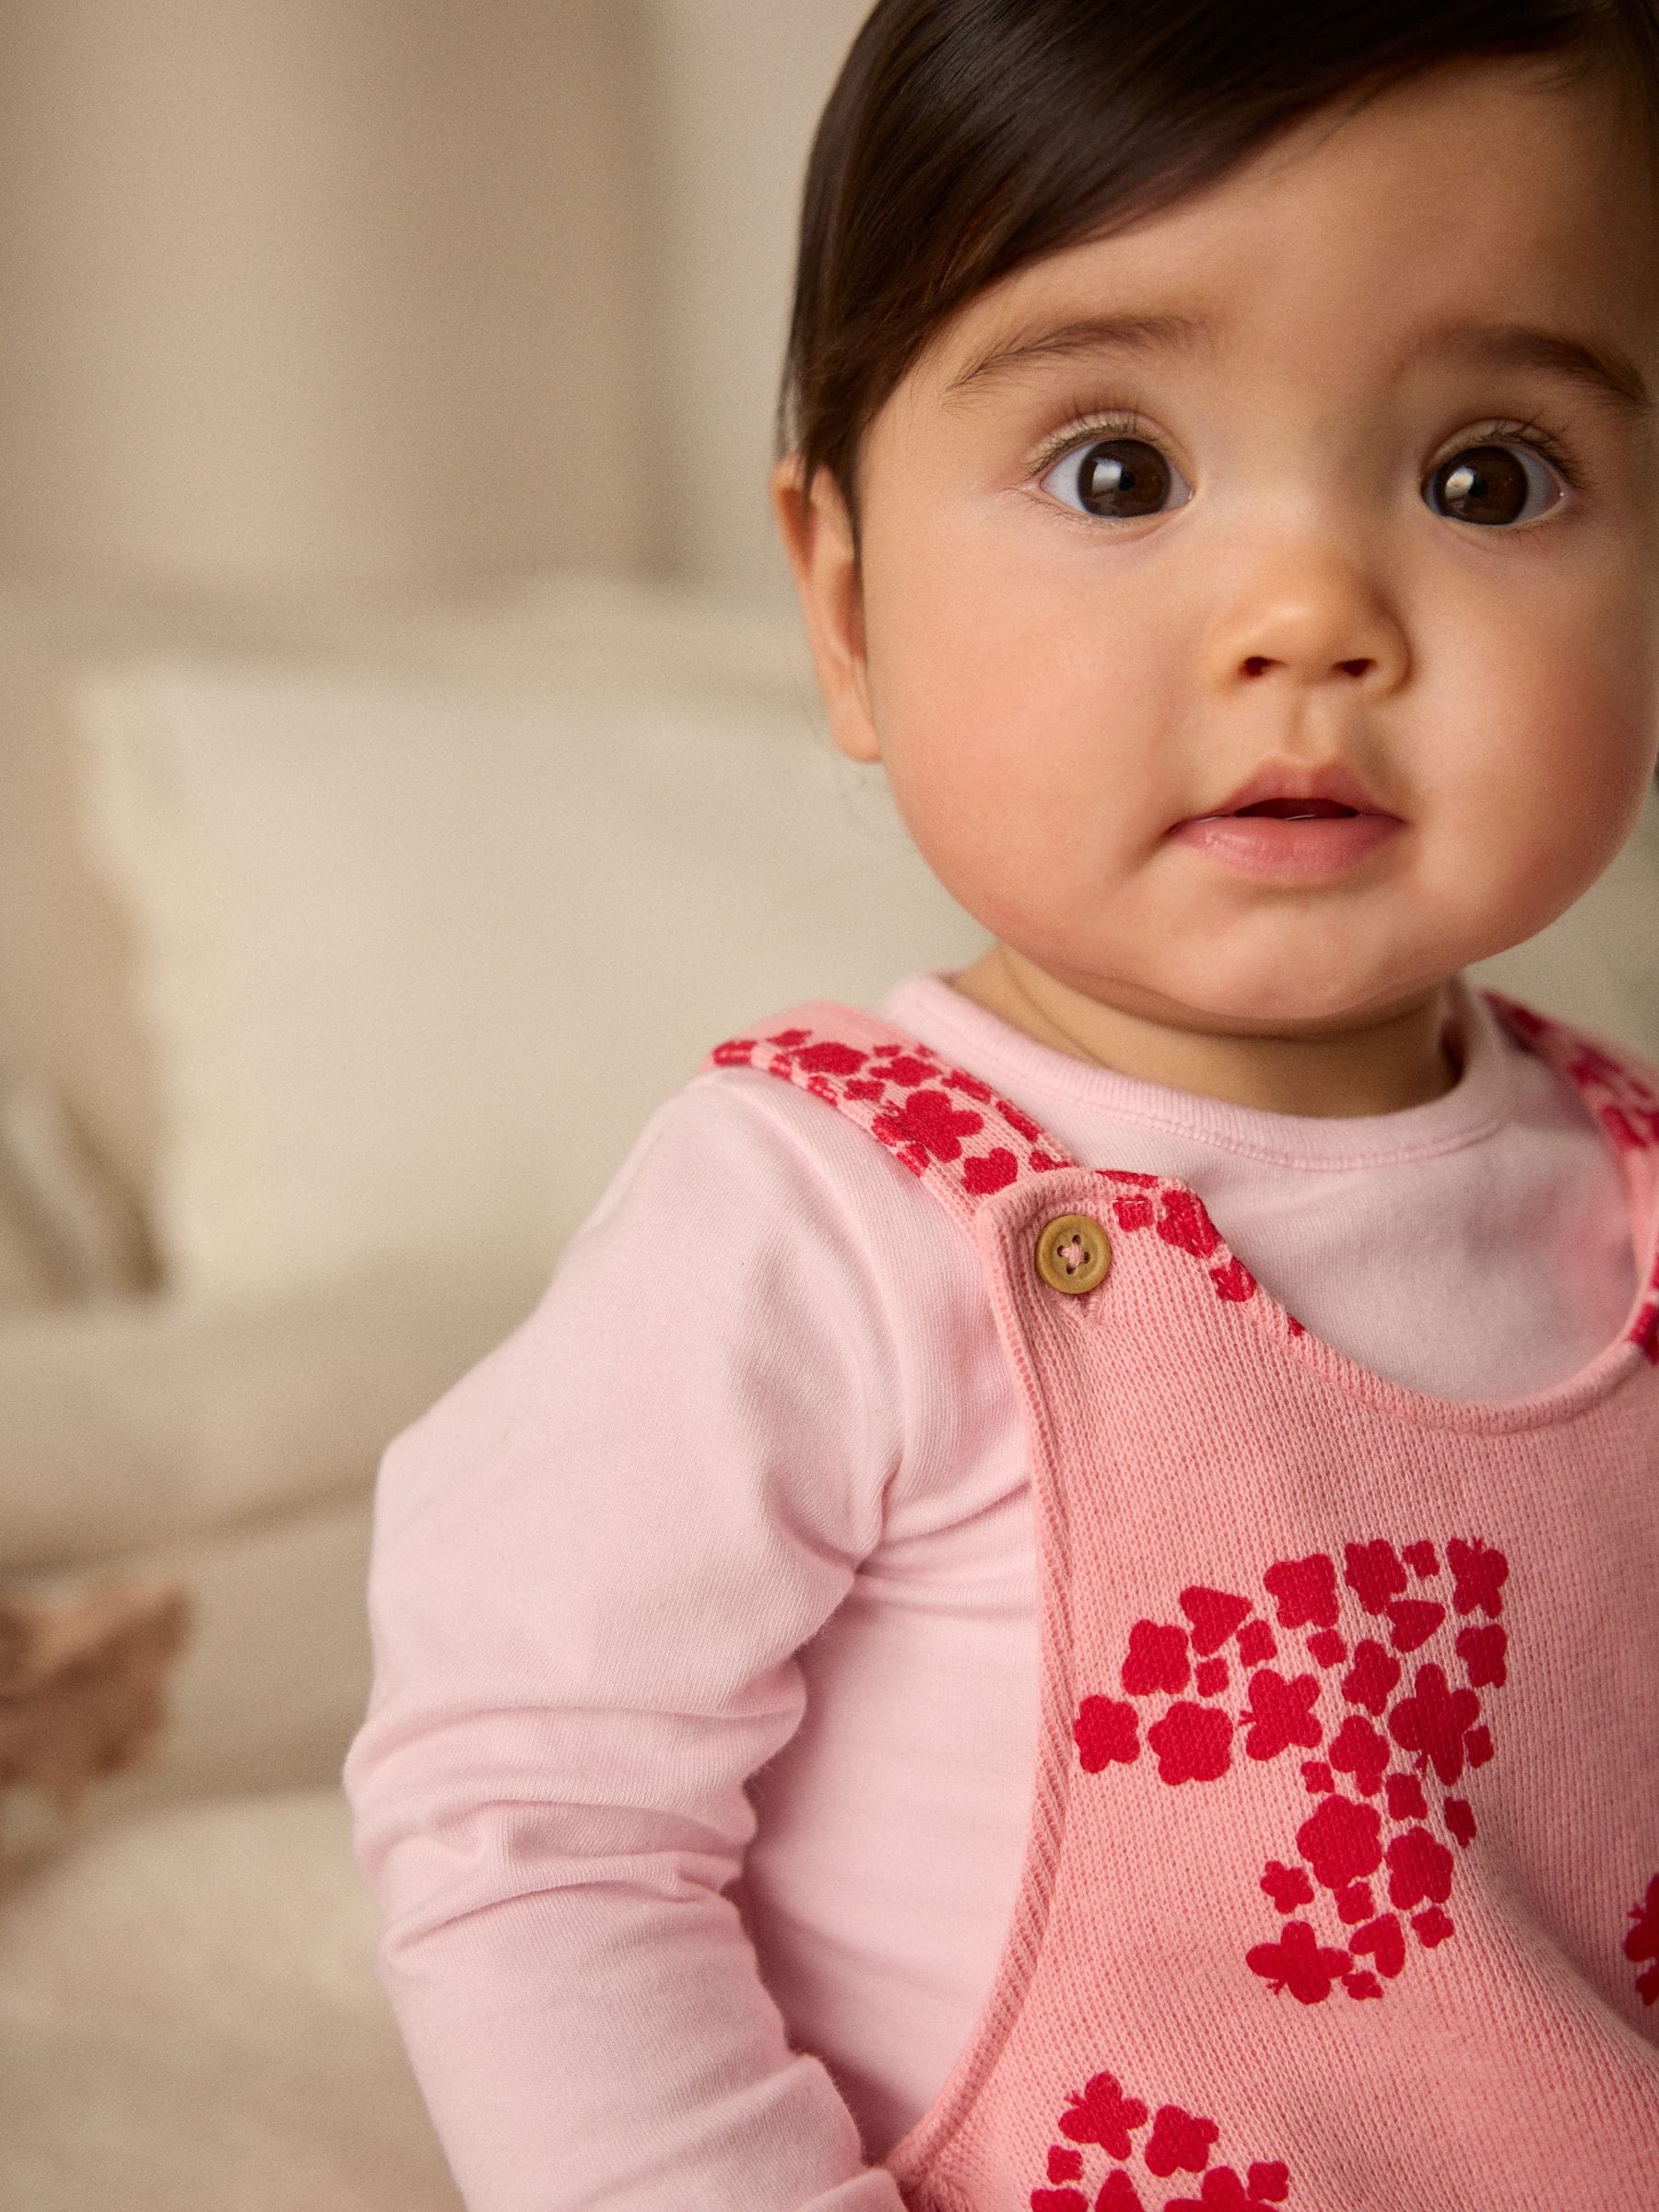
[567,1018,985,1318]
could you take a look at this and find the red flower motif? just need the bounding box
[1195,1656,1230,1696]
[1341,1638,1401,1716]
[1209,1256,1258,1301]
[877,1053,938,1087]
[1300,1759,1335,1794]
[1344,1970,1383,2001]
[962,1147,1018,1194]
[1112,1193,1158,1233]
[1261,1859,1315,1912]
[1328,1712,1389,1796]
[1157,1189,1220,1258]
[712,1038,758,1065]
[1298,1792,1383,1889]
[871,1086,984,1164]
[1240,1670,1323,1761]
[1039,2081,1292,2212]
[1446,1537,1508,1619]
[793,1041,867,1075]
[1385,1825,1454,1910]
[1180,1587,1254,1653]
[1384,1598,1445,1653]
[1402,1540,1440,1579]
[1413,1904,1455,1947]
[1122,1619,1191,1696]
[943,1065,993,1100]
[1147,1701,1233,1784]
[1096,2174,1146,2210]
[1344,1539,1408,1615]
[1056,2070,1149,2157]
[1144,2105,1220,2178]
[767,1028,811,1047]
[1305,1629,1347,1667]
[1075,1696,1140,1771]
[1263,1554,1339,1630]
[1625,1873,1659,2006]
[1335,1880,1376,1925]
[1236,1619,1277,1666]
[1444,1796,1477,1848]
[1385,1771,1429,1820]
[1168,2168,1285,2210]
[1454,1622,1507,1688]
[1349,1912,1406,1979]
[1388,1662,1483,1785]
[1246,1918,1352,2004]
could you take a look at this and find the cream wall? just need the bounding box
[0,0,875,1224]
[0,0,870,603]
[0,0,663,594]
[648,0,873,606]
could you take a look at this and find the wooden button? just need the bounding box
[1035,1213,1112,1295]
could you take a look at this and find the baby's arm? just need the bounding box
[343,1078,911,2211]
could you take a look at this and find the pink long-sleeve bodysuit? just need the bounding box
[343,970,1659,2210]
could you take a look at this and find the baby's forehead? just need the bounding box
[922,68,1659,405]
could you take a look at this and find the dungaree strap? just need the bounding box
[705,1001,1083,1231]
[706,987,1659,1359]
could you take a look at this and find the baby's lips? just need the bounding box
[1184,759,1394,820]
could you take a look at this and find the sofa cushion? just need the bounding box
[0,1787,461,2211]
[77,597,987,1300]
[0,1256,546,1574]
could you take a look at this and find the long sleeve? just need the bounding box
[341,1076,912,2212]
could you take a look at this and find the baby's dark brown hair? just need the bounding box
[782,0,1659,526]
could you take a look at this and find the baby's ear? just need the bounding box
[770,455,879,764]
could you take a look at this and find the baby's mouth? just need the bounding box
[1215,798,1361,821]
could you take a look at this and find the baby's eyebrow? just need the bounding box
[945,312,1213,399]
[944,309,1653,420]
[1419,318,1653,420]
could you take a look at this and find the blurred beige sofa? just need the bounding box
[0,572,990,2209]
[0,570,1654,2209]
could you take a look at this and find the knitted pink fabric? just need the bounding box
[711,990,1659,2209]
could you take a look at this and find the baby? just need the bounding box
[345,3,1659,2206]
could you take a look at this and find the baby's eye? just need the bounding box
[1422,439,1567,527]
[1040,434,1192,522]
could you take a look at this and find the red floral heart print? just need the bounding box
[1072,1536,1510,2004]
[1030,2070,1291,2210]
[1626,1874,1659,2006]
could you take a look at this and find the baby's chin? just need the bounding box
[1006,936,1455,1041]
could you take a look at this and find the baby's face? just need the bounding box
[807,57,1659,1042]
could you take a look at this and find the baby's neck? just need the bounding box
[947,948,1461,1120]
